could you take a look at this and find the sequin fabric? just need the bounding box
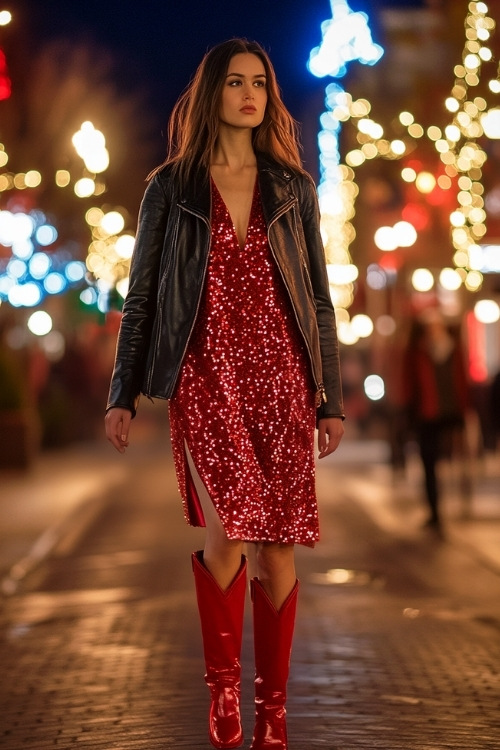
[168,180,319,547]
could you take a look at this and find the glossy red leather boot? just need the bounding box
[192,550,247,749]
[249,578,299,750]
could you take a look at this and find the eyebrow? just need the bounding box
[225,72,267,79]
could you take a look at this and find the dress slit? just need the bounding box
[181,440,206,527]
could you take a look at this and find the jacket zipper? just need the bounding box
[266,200,327,406]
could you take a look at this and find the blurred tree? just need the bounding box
[1,35,160,242]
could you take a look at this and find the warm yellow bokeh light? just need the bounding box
[55,170,70,187]
[374,226,397,251]
[474,299,500,323]
[393,221,417,247]
[399,111,414,126]
[412,268,434,292]
[445,97,460,112]
[390,140,406,155]
[351,314,374,338]
[401,167,417,182]
[74,178,95,198]
[115,234,135,259]
[101,211,125,236]
[25,170,42,188]
[439,267,462,290]
[415,172,436,194]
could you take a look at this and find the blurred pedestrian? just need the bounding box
[403,310,470,528]
[105,39,344,750]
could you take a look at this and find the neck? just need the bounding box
[212,126,256,171]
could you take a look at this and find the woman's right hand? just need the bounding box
[105,407,132,453]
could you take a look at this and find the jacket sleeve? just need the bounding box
[298,174,344,420]
[106,174,169,415]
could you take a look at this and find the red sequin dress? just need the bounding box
[168,180,319,547]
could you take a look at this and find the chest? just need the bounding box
[210,170,257,250]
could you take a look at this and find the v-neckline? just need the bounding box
[211,177,258,251]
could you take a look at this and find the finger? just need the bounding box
[105,412,129,453]
[317,422,327,455]
[319,436,340,458]
[318,426,344,459]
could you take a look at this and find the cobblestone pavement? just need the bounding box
[1,433,499,749]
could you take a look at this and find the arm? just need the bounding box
[298,174,344,421]
[106,174,170,415]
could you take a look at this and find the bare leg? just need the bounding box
[255,542,296,610]
[198,488,245,591]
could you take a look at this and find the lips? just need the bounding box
[240,106,257,113]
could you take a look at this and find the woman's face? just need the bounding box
[219,53,267,130]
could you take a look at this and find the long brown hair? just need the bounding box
[149,38,304,184]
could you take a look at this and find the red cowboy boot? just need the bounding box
[192,550,247,749]
[249,578,299,750]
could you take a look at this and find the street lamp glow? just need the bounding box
[0,10,12,25]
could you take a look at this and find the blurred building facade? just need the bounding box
[1,0,500,461]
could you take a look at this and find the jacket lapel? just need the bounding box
[179,168,211,221]
[257,154,297,227]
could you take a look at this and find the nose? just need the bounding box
[243,85,254,100]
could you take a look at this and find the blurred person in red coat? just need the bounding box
[403,309,471,528]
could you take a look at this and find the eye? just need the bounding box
[228,79,242,86]
[254,80,266,88]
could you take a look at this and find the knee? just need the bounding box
[206,532,243,559]
[255,543,295,581]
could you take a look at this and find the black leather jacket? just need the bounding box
[107,153,344,420]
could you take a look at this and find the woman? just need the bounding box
[105,38,344,750]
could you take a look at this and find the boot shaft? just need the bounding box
[192,551,247,673]
[251,578,298,697]
[249,578,298,750]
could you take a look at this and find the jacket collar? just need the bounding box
[178,153,297,224]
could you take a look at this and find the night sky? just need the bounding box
[10,0,426,129]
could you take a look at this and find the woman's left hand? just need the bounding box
[317,417,344,459]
